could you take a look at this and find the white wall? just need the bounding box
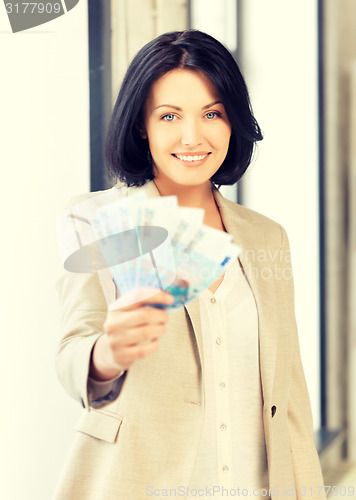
[0,3,89,499]
[191,0,238,53]
[191,0,321,429]
[239,0,321,428]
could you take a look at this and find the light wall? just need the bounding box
[239,0,320,428]
[0,3,89,499]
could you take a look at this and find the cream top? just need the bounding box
[189,259,268,498]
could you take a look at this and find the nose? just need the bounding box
[180,118,203,147]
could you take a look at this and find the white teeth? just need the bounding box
[175,154,208,162]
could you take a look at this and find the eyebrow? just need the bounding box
[153,100,223,112]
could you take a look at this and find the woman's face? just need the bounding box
[143,68,231,192]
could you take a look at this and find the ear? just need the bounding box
[136,121,147,139]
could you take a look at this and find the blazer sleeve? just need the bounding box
[279,226,325,498]
[55,193,122,410]
[55,267,123,409]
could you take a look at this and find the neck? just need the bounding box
[153,179,217,209]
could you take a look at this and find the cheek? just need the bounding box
[207,122,231,145]
[217,129,231,151]
[224,128,232,149]
[222,122,232,139]
[148,127,177,153]
[148,137,168,155]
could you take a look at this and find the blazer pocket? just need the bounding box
[75,409,123,444]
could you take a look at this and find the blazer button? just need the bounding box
[271,405,277,418]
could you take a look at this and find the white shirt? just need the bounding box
[189,259,268,498]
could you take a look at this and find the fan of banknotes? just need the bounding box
[57,188,241,310]
[88,190,241,310]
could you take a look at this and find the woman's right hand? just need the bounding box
[89,288,174,381]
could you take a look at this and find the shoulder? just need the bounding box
[226,196,281,227]
[62,181,156,210]
[63,185,126,210]
[215,190,287,250]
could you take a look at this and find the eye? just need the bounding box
[161,114,176,122]
[205,111,221,120]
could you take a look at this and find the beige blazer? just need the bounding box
[54,181,325,499]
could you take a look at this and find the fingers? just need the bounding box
[108,287,174,311]
[104,305,169,332]
[106,318,164,370]
[100,289,173,371]
[110,338,160,370]
[107,320,167,348]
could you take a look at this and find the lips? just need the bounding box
[172,153,211,162]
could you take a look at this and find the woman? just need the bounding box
[54,30,325,499]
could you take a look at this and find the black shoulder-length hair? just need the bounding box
[105,30,262,187]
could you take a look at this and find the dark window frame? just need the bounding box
[88,0,112,192]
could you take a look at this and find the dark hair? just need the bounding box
[105,30,262,187]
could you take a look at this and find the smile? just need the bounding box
[172,153,210,162]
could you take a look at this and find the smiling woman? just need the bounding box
[54,30,325,500]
